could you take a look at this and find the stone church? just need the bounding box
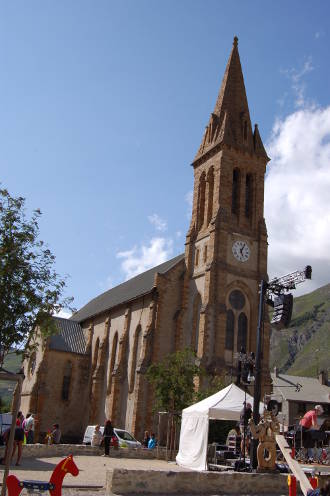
[21,37,270,443]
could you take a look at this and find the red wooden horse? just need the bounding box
[6,454,79,496]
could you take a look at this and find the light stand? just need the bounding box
[250,266,312,470]
[243,390,246,468]
[235,350,255,471]
[250,279,266,469]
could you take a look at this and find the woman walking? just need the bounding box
[103,420,114,457]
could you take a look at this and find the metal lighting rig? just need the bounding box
[250,265,312,469]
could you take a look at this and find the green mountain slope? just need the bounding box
[270,283,330,377]
[0,352,23,404]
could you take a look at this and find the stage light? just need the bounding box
[304,265,312,279]
[271,293,293,329]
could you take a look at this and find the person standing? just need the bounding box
[16,411,24,428]
[298,404,324,460]
[142,430,150,448]
[24,414,35,444]
[103,420,114,456]
[51,424,61,444]
[12,425,24,466]
[239,402,252,456]
[148,433,156,449]
[91,425,103,447]
[299,405,324,431]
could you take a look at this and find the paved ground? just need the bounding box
[0,456,328,495]
[0,455,188,489]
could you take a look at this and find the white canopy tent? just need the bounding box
[176,383,264,471]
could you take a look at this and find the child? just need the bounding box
[91,425,102,447]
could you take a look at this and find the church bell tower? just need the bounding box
[179,37,270,386]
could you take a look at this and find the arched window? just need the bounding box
[245,174,253,218]
[129,325,142,393]
[107,332,118,394]
[197,173,206,229]
[203,245,208,264]
[28,352,36,378]
[225,310,234,350]
[206,167,214,225]
[195,248,199,267]
[232,168,240,215]
[61,361,72,401]
[237,312,248,352]
[191,293,202,353]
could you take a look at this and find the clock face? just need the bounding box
[232,240,250,262]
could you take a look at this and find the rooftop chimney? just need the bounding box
[319,370,328,385]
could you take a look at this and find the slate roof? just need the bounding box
[271,373,330,404]
[49,317,87,355]
[71,253,185,323]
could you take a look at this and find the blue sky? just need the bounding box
[1,1,330,311]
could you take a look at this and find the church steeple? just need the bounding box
[195,37,268,162]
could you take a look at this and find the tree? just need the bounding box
[0,188,73,367]
[146,348,203,414]
[194,374,225,402]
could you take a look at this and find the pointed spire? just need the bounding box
[195,37,268,162]
[253,124,269,160]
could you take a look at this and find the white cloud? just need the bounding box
[265,105,330,295]
[185,190,193,207]
[315,31,325,39]
[53,309,72,319]
[148,213,167,232]
[117,237,173,280]
[281,57,314,108]
[185,190,193,219]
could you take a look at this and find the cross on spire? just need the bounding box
[195,37,268,162]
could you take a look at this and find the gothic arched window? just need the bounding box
[28,352,36,378]
[225,310,234,350]
[237,312,248,352]
[107,332,118,394]
[206,167,214,225]
[129,325,142,393]
[192,293,202,353]
[232,168,240,215]
[61,361,72,401]
[197,173,206,229]
[245,173,253,218]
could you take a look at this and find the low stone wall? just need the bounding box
[106,468,330,495]
[0,444,159,459]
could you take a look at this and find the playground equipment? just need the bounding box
[6,455,79,496]
[276,435,313,496]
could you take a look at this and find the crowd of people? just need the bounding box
[1,411,157,463]
[0,411,62,466]
[90,420,157,456]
